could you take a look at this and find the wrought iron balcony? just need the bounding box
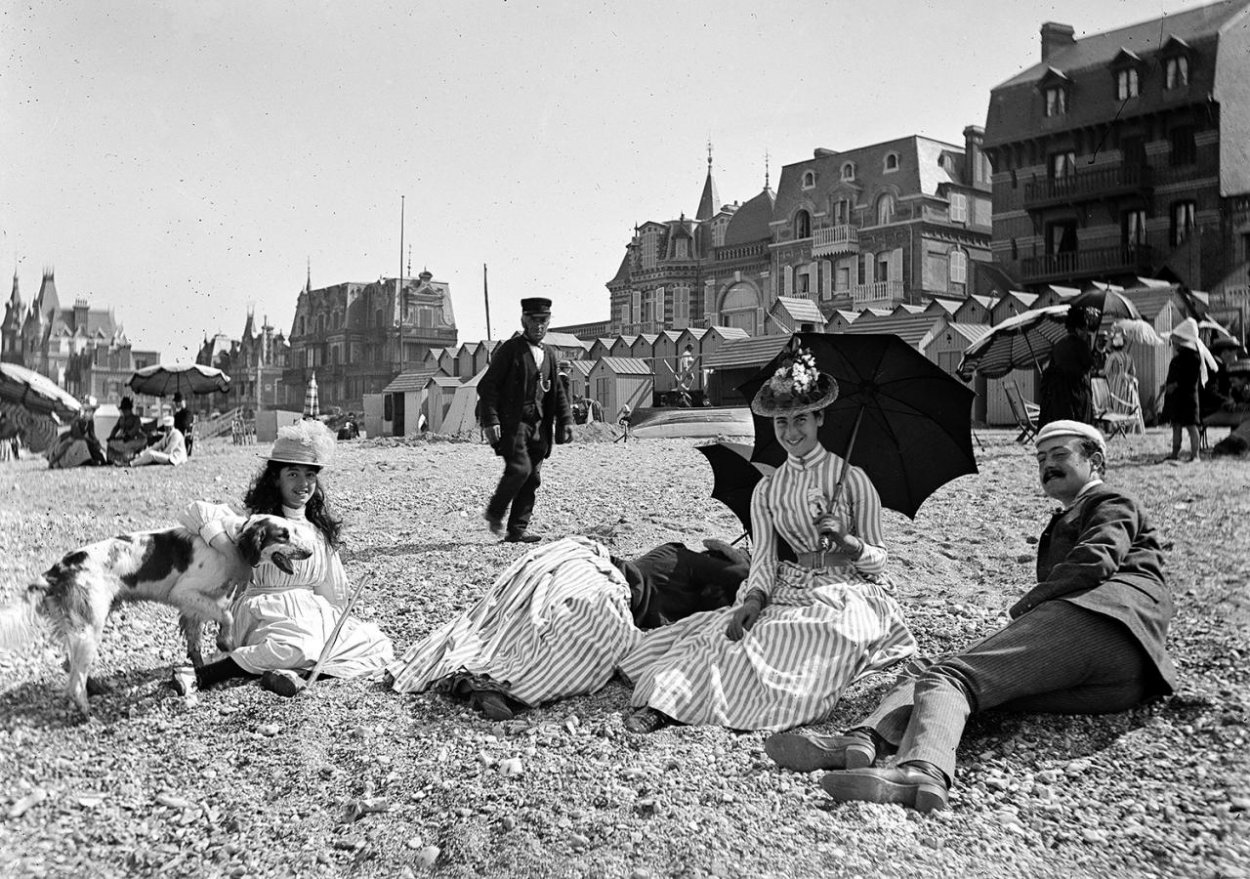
[1021,244,1154,283]
[1024,164,1153,209]
[811,224,859,257]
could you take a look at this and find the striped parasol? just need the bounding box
[956,305,1071,380]
[304,374,320,419]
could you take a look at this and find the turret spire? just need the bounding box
[695,139,719,222]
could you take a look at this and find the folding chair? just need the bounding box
[1003,379,1039,444]
[1090,377,1138,441]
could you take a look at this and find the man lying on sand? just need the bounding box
[766,420,1176,813]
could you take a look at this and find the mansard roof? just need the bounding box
[722,187,775,247]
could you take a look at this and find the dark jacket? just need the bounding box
[1038,332,1094,426]
[477,335,573,457]
[1163,347,1201,426]
[1010,483,1176,694]
[614,543,748,629]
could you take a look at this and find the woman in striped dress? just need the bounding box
[385,536,642,717]
[620,349,916,733]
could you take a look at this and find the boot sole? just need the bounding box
[820,772,948,813]
[764,734,874,772]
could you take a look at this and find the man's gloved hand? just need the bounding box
[485,425,502,445]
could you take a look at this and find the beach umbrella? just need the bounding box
[741,333,978,520]
[304,374,320,418]
[695,441,776,537]
[956,305,1070,380]
[128,363,230,397]
[1069,284,1142,320]
[0,362,81,420]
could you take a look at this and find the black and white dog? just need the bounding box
[0,515,313,716]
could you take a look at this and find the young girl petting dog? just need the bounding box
[173,419,393,696]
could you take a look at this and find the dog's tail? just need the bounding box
[0,586,45,651]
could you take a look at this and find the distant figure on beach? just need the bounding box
[771,420,1175,814]
[48,396,106,468]
[106,396,148,465]
[1162,317,1217,463]
[1038,306,1098,427]
[477,297,573,544]
[130,416,188,467]
[173,393,195,457]
[1102,330,1143,434]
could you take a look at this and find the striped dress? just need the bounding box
[386,536,641,706]
[619,445,916,732]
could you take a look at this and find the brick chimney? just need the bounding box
[73,297,89,332]
[963,125,986,186]
[1041,22,1075,62]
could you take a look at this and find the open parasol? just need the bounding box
[1069,284,1142,320]
[741,333,978,520]
[695,441,776,537]
[956,305,1070,380]
[128,363,230,397]
[0,362,81,420]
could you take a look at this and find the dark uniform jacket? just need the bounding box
[477,335,573,458]
[1010,482,1176,694]
[613,543,748,629]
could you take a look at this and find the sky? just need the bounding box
[0,0,1224,361]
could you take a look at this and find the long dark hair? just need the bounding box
[244,461,343,550]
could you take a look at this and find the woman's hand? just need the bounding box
[725,592,765,641]
[815,512,848,545]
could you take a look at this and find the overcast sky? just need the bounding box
[1,0,1219,360]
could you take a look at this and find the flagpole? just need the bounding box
[483,263,492,341]
[398,196,405,301]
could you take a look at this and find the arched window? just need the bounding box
[841,162,855,181]
[802,170,816,189]
[719,282,760,335]
[794,210,811,239]
[876,193,895,225]
[883,152,899,172]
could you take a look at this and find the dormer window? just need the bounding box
[794,209,811,239]
[1166,55,1189,89]
[883,152,899,173]
[1161,35,1194,91]
[1040,68,1071,118]
[841,162,855,181]
[801,170,817,189]
[1116,68,1139,100]
[1111,49,1143,101]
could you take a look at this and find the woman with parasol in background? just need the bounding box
[1103,328,1144,434]
[619,348,917,733]
[1038,305,1099,428]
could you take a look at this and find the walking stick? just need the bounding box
[265,572,375,697]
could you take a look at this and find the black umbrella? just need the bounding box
[1069,285,1142,320]
[127,363,230,397]
[695,441,776,537]
[0,362,82,420]
[740,333,978,520]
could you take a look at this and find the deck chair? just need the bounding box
[1091,377,1139,441]
[1003,379,1039,444]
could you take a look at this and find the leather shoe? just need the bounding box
[471,691,515,721]
[504,531,541,543]
[819,761,949,813]
[624,707,672,734]
[483,511,504,535]
[764,730,876,772]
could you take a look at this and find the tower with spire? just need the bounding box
[1,272,23,364]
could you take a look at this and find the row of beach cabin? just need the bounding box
[364,280,1207,438]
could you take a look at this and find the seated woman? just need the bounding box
[173,420,393,696]
[48,396,107,468]
[106,396,149,465]
[131,415,188,466]
[385,538,749,719]
[619,348,917,733]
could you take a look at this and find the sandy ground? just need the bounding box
[0,428,1247,879]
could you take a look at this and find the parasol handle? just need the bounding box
[823,407,864,551]
[1023,331,1043,374]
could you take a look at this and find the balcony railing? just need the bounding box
[850,280,905,310]
[812,224,859,257]
[1024,164,1153,208]
[1021,244,1154,283]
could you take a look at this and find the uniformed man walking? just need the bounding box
[478,297,574,543]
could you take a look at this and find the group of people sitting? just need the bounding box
[168,346,1174,814]
[49,394,192,469]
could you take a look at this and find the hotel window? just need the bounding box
[877,253,890,283]
[794,209,811,239]
[1171,201,1196,246]
[802,170,816,189]
[949,192,968,223]
[875,193,895,225]
[949,250,967,284]
[1166,56,1189,89]
[841,162,855,181]
[832,198,850,225]
[1115,68,1139,101]
[1170,126,1196,166]
[883,152,899,173]
[1122,210,1148,246]
[1049,151,1077,179]
[674,238,689,259]
[1044,86,1067,117]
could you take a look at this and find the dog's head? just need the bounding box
[237,515,315,575]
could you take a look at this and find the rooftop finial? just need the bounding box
[764,148,771,190]
[306,257,311,292]
[707,137,713,170]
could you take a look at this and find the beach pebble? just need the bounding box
[417,845,440,869]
